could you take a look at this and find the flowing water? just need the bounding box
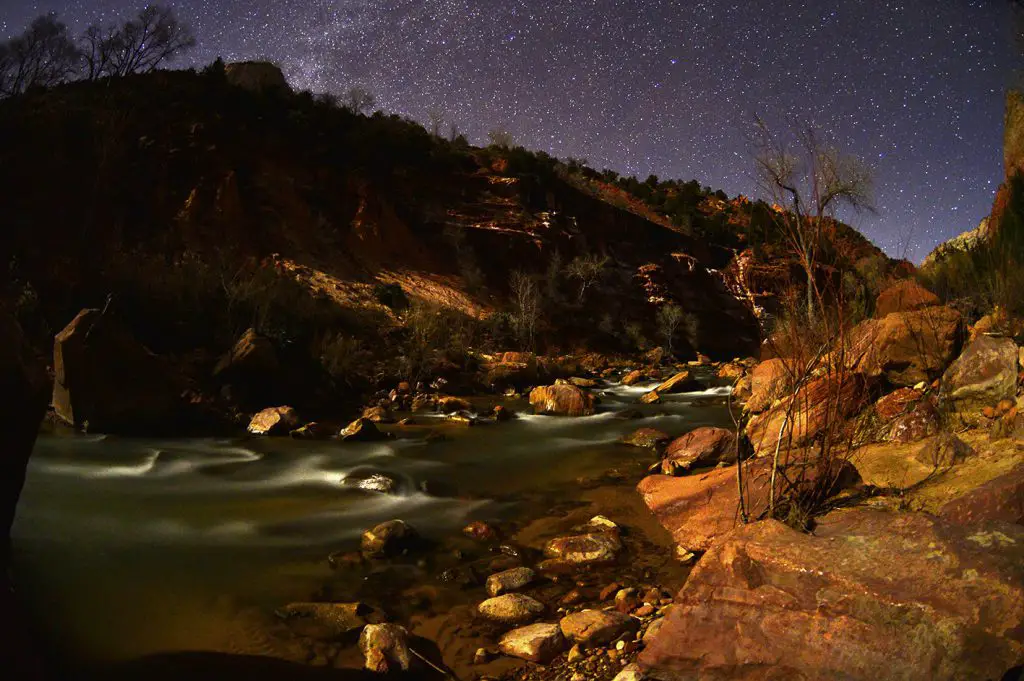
[11,379,732,671]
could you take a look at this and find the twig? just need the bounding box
[409,646,457,680]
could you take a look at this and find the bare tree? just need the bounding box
[427,108,444,137]
[565,253,610,303]
[0,14,81,97]
[92,5,196,78]
[657,303,684,356]
[488,127,514,149]
[344,86,375,114]
[449,121,461,143]
[510,271,540,351]
[751,114,873,321]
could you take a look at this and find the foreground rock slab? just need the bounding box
[559,609,637,645]
[499,622,565,663]
[639,508,1024,681]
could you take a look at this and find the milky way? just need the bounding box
[3,0,1019,261]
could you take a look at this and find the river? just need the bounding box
[11,377,732,676]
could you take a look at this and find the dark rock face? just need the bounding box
[638,509,1024,681]
[0,308,50,679]
[52,308,186,434]
[940,335,1020,427]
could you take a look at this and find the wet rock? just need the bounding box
[637,509,1024,681]
[745,357,793,414]
[939,462,1024,526]
[359,623,412,673]
[52,308,186,434]
[746,373,870,456]
[529,384,596,416]
[445,411,477,426]
[361,406,394,423]
[463,520,499,542]
[411,395,436,412]
[339,417,387,442]
[564,376,599,388]
[360,520,418,558]
[473,647,495,665]
[559,609,637,645]
[613,409,645,419]
[653,370,703,394]
[621,370,645,386]
[560,589,588,607]
[289,421,335,439]
[486,567,536,597]
[498,622,565,663]
[437,396,472,413]
[660,427,737,474]
[619,427,671,450]
[544,532,623,566]
[850,306,963,387]
[915,433,975,468]
[275,602,374,640]
[940,335,1020,427]
[717,362,746,380]
[567,643,585,663]
[342,469,403,495]
[639,391,661,405]
[614,588,641,614]
[247,406,299,436]
[492,405,514,422]
[478,593,545,624]
[874,280,940,317]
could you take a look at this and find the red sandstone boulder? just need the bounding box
[745,373,869,457]
[660,427,737,474]
[872,388,940,443]
[637,458,859,552]
[874,279,939,317]
[745,358,792,414]
[653,370,703,394]
[849,306,963,387]
[940,335,1020,427]
[638,509,1024,681]
[529,384,596,416]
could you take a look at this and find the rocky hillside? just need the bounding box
[0,64,897,430]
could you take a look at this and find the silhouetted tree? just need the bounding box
[344,86,375,114]
[427,108,444,137]
[488,127,514,149]
[84,5,196,79]
[0,14,81,97]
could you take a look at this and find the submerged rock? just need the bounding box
[499,622,565,663]
[638,509,1024,681]
[275,602,375,640]
[620,427,671,450]
[463,520,500,542]
[359,623,412,673]
[342,469,404,495]
[360,520,418,558]
[544,532,622,566]
[478,593,545,624]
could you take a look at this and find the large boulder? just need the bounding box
[247,406,300,435]
[940,335,1020,427]
[529,384,595,416]
[543,532,622,566]
[212,328,282,409]
[660,427,737,474]
[224,61,291,92]
[745,373,870,457]
[745,358,792,414]
[52,308,186,434]
[653,370,703,394]
[874,280,939,317]
[638,509,1024,681]
[638,458,859,552]
[872,388,940,443]
[939,463,1024,527]
[0,309,50,679]
[850,306,963,387]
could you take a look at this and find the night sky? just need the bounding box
[3,1,1020,262]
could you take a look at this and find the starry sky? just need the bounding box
[2,0,1020,262]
